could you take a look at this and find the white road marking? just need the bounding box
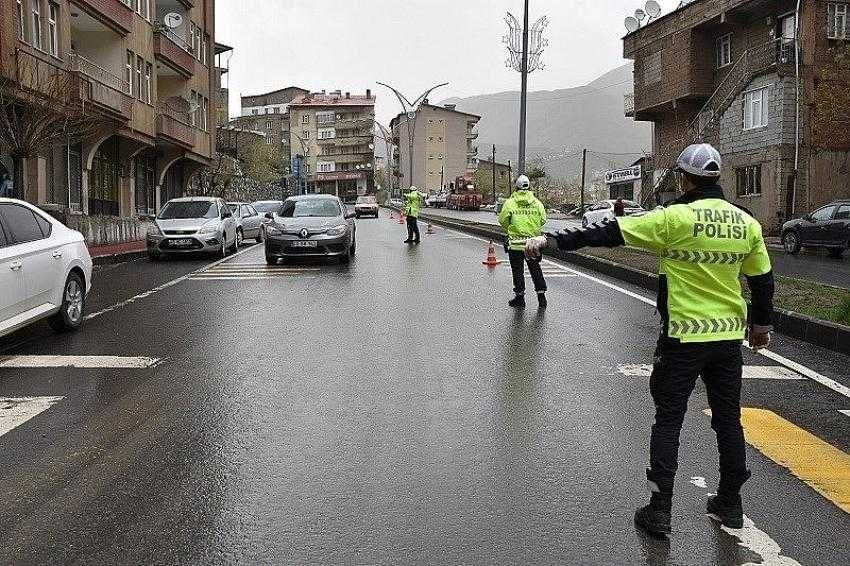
[190,276,285,281]
[0,397,64,438]
[751,346,850,401]
[689,476,708,489]
[84,244,260,321]
[839,410,850,418]
[616,364,805,380]
[0,355,161,369]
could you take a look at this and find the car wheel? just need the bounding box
[48,272,85,332]
[828,247,845,259]
[236,228,244,248]
[266,254,277,265]
[350,236,357,257]
[782,231,801,255]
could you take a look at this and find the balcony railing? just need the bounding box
[69,52,129,94]
[154,28,195,78]
[156,104,196,148]
[624,92,635,117]
[74,0,133,35]
[69,53,133,119]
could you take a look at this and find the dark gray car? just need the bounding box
[263,195,356,264]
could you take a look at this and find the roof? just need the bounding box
[392,104,480,125]
[241,87,310,102]
[286,194,342,201]
[290,93,376,108]
[214,42,234,55]
[477,158,510,169]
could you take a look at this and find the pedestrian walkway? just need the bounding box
[190,262,320,281]
[88,240,146,260]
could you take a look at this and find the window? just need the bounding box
[828,3,849,39]
[202,97,208,131]
[252,109,258,115]
[266,120,272,130]
[189,90,198,127]
[16,0,26,41]
[47,2,58,56]
[836,204,850,220]
[736,166,762,196]
[265,137,272,145]
[144,62,152,104]
[318,128,336,140]
[134,152,156,216]
[202,33,209,65]
[305,164,310,173]
[135,56,143,100]
[125,51,134,95]
[716,34,732,68]
[743,87,769,129]
[811,205,836,222]
[317,111,335,124]
[317,161,335,173]
[303,130,310,140]
[273,107,279,114]
[302,114,310,124]
[0,204,48,244]
[32,0,42,50]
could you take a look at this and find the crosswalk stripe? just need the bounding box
[0,355,162,369]
[191,276,290,281]
[0,397,64,438]
[731,408,850,514]
[617,364,806,380]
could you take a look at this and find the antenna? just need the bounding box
[635,9,646,23]
[645,0,662,18]
[624,16,640,33]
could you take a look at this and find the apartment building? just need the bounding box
[235,86,308,157]
[391,103,480,193]
[624,0,850,232]
[287,90,376,199]
[214,41,232,126]
[0,0,216,242]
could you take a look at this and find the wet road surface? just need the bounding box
[422,208,850,289]
[0,211,848,565]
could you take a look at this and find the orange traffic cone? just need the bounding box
[426,223,435,235]
[482,241,503,267]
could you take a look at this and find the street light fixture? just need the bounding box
[376,81,448,194]
[503,1,549,176]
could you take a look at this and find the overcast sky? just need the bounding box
[216,1,678,125]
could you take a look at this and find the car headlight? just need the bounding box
[147,223,163,237]
[198,223,220,235]
[326,224,348,237]
[266,225,283,236]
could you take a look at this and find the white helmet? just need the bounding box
[515,175,531,189]
[675,143,722,178]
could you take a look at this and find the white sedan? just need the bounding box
[582,199,645,227]
[0,198,93,338]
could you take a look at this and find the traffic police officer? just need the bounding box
[526,143,775,536]
[498,175,548,309]
[404,186,422,244]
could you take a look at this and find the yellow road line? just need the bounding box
[718,408,850,514]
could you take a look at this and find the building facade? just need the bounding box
[474,157,511,202]
[287,90,376,200]
[624,0,850,232]
[0,0,217,243]
[391,103,480,193]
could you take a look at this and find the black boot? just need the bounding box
[635,492,672,537]
[508,295,526,308]
[537,292,547,309]
[706,494,744,529]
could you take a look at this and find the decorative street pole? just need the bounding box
[504,2,549,176]
[376,81,448,192]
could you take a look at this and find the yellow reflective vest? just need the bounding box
[498,190,547,250]
[404,191,422,218]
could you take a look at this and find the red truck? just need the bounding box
[446,176,483,211]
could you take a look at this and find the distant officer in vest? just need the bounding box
[498,175,548,309]
[525,143,775,537]
[404,186,422,244]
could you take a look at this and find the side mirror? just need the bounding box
[265,212,274,220]
[345,211,356,219]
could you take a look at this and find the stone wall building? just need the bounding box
[0,0,218,243]
[623,0,850,232]
[391,103,480,193]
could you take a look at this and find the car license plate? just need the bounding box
[170,238,194,247]
[291,240,317,248]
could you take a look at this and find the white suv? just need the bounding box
[0,198,93,338]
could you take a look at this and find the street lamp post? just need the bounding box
[376,82,448,194]
[504,2,549,176]
[291,132,310,195]
[354,117,396,198]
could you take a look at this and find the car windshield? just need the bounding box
[623,200,641,208]
[279,199,341,218]
[357,196,377,204]
[253,202,282,213]
[158,201,217,220]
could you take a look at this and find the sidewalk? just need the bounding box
[87,240,147,265]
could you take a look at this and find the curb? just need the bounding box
[91,249,148,267]
[410,208,850,356]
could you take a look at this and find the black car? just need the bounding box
[781,200,850,258]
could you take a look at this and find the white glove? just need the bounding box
[524,235,549,258]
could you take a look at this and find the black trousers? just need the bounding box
[508,250,546,295]
[406,216,420,242]
[648,337,748,495]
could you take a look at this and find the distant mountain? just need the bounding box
[439,64,651,179]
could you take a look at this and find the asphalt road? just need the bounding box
[1,211,848,565]
[423,208,850,289]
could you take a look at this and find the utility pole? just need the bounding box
[580,148,587,211]
[507,160,512,195]
[491,144,497,204]
[440,164,444,193]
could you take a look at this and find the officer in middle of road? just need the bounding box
[498,175,548,309]
[403,186,422,244]
[525,143,775,537]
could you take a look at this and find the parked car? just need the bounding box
[146,197,238,260]
[781,200,850,258]
[252,200,285,241]
[354,195,380,218]
[481,203,497,212]
[582,199,644,227]
[0,198,93,337]
[227,202,264,244]
[263,195,356,265]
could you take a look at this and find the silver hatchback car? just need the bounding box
[263,195,356,264]
[147,197,238,260]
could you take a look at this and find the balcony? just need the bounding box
[154,29,195,78]
[467,130,479,140]
[467,146,479,156]
[69,53,133,120]
[156,104,196,148]
[624,92,635,118]
[73,0,134,35]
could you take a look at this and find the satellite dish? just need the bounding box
[645,0,662,18]
[635,9,646,22]
[624,16,640,33]
[163,12,183,29]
